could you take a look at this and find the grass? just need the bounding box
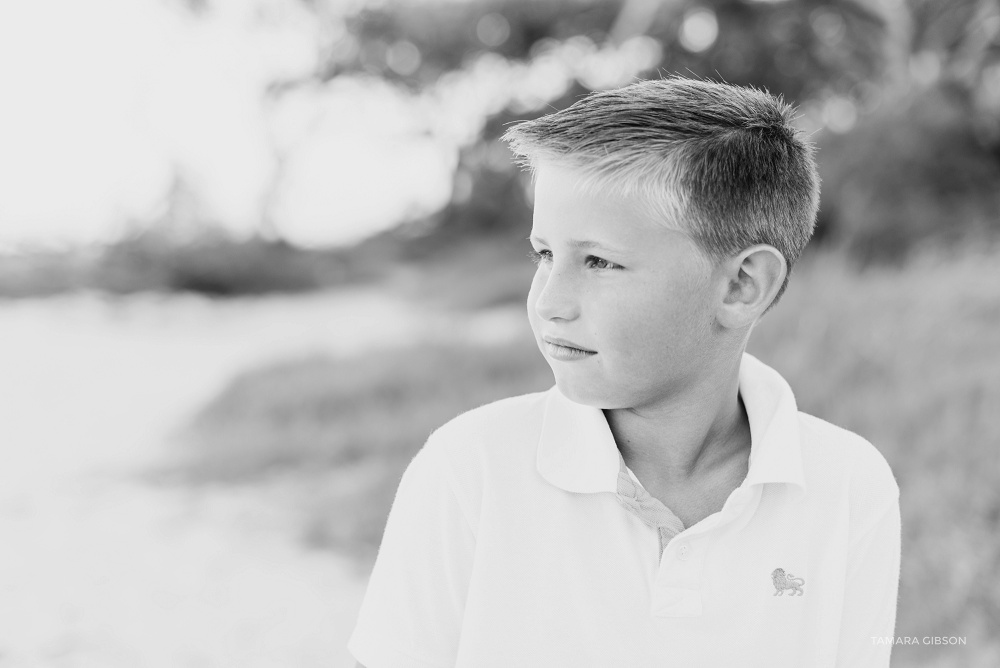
[173,342,553,481]
[166,339,554,560]
[171,241,1000,666]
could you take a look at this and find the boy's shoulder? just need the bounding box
[424,387,552,458]
[796,410,899,504]
[416,389,553,518]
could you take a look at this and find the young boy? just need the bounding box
[348,77,901,667]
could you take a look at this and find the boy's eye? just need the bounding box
[528,249,623,271]
[586,256,623,271]
[528,249,552,265]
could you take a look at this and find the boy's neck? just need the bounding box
[603,357,751,485]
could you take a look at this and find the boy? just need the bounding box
[349,77,901,667]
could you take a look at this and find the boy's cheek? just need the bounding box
[525,295,539,327]
[525,307,546,348]
[525,276,542,316]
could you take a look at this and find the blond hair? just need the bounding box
[502,76,820,306]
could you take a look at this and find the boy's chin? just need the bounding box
[552,375,629,410]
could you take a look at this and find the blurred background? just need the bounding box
[1,0,998,665]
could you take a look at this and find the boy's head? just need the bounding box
[504,77,820,409]
[503,76,820,309]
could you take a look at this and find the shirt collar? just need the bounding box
[536,352,806,500]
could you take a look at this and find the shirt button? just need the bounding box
[677,543,691,561]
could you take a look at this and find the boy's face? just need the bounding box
[527,163,725,410]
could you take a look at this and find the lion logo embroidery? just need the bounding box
[771,568,805,596]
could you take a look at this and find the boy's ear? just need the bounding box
[716,245,787,329]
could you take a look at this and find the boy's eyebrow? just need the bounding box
[528,235,626,254]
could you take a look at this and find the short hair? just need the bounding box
[502,76,820,308]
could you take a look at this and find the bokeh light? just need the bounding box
[679,8,719,54]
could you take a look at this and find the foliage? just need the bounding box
[816,82,1000,263]
[13,1,999,297]
[0,228,368,298]
[329,0,884,101]
[317,0,1000,265]
[321,0,888,250]
[328,0,628,88]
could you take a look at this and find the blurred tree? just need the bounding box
[324,0,884,101]
[816,0,1000,260]
[818,82,1000,262]
[903,0,1000,140]
[302,0,887,254]
[184,0,999,261]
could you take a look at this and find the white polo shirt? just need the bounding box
[348,353,901,667]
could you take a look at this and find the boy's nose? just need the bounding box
[532,266,581,322]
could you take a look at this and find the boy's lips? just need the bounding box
[542,336,596,354]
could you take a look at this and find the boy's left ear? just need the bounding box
[716,245,787,329]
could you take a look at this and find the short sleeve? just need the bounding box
[834,494,902,668]
[347,436,476,668]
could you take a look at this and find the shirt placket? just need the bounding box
[614,452,711,617]
[613,452,686,558]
